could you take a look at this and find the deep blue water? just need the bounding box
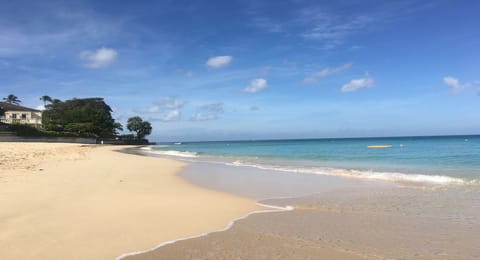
[148,135,480,185]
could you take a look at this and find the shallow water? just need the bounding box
[149,135,480,185]
[179,162,392,200]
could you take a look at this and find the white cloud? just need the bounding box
[249,7,380,49]
[250,3,430,50]
[316,63,352,77]
[144,105,160,113]
[159,109,181,122]
[154,97,185,109]
[189,102,224,122]
[443,76,463,93]
[0,6,122,58]
[200,102,224,113]
[140,97,185,122]
[304,63,352,83]
[245,78,268,93]
[189,113,218,122]
[206,55,232,69]
[299,9,376,49]
[80,47,117,68]
[148,109,181,122]
[341,77,374,92]
[443,76,480,94]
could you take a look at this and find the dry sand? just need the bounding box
[0,143,261,260]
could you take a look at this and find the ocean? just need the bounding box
[135,136,480,259]
[145,135,480,186]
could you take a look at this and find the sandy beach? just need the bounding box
[0,143,261,260]
[2,143,479,260]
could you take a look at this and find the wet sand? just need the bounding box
[128,162,480,260]
[0,143,260,260]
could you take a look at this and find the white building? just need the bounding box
[0,102,42,126]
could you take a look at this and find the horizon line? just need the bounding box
[154,133,479,144]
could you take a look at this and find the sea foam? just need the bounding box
[144,149,198,158]
[226,161,468,185]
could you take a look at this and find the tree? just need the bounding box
[127,116,152,139]
[42,97,120,137]
[113,122,123,134]
[3,94,21,105]
[39,95,53,106]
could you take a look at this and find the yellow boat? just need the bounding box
[367,145,392,149]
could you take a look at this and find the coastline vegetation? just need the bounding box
[2,94,21,105]
[126,116,152,139]
[2,94,152,141]
[42,97,121,137]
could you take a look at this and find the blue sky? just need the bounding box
[1,0,479,141]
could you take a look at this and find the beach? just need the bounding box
[0,143,260,259]
[1,141,479,260]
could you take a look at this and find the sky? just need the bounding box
[1,0,479,141]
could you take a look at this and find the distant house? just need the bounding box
[0,102,42,126]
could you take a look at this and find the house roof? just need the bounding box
[0,102,42,112]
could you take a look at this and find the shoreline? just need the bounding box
[0,143,262,260]
[115,146,299,259]
[116,201,294,260]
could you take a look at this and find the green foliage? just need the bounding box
[42,98,119,137]
[0,106,4,117]
[113,122,123,134]
[3,94,21,105]
[126,116,152,139]
[126,116,142,131]
[64,122,95,134]
[40,95,53,106]
[119,134,135,139]
[8,124,97,138]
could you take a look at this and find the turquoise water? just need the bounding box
[147,135,480,185]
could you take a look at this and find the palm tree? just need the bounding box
[40,95,53,106]
[3,94,21,105]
